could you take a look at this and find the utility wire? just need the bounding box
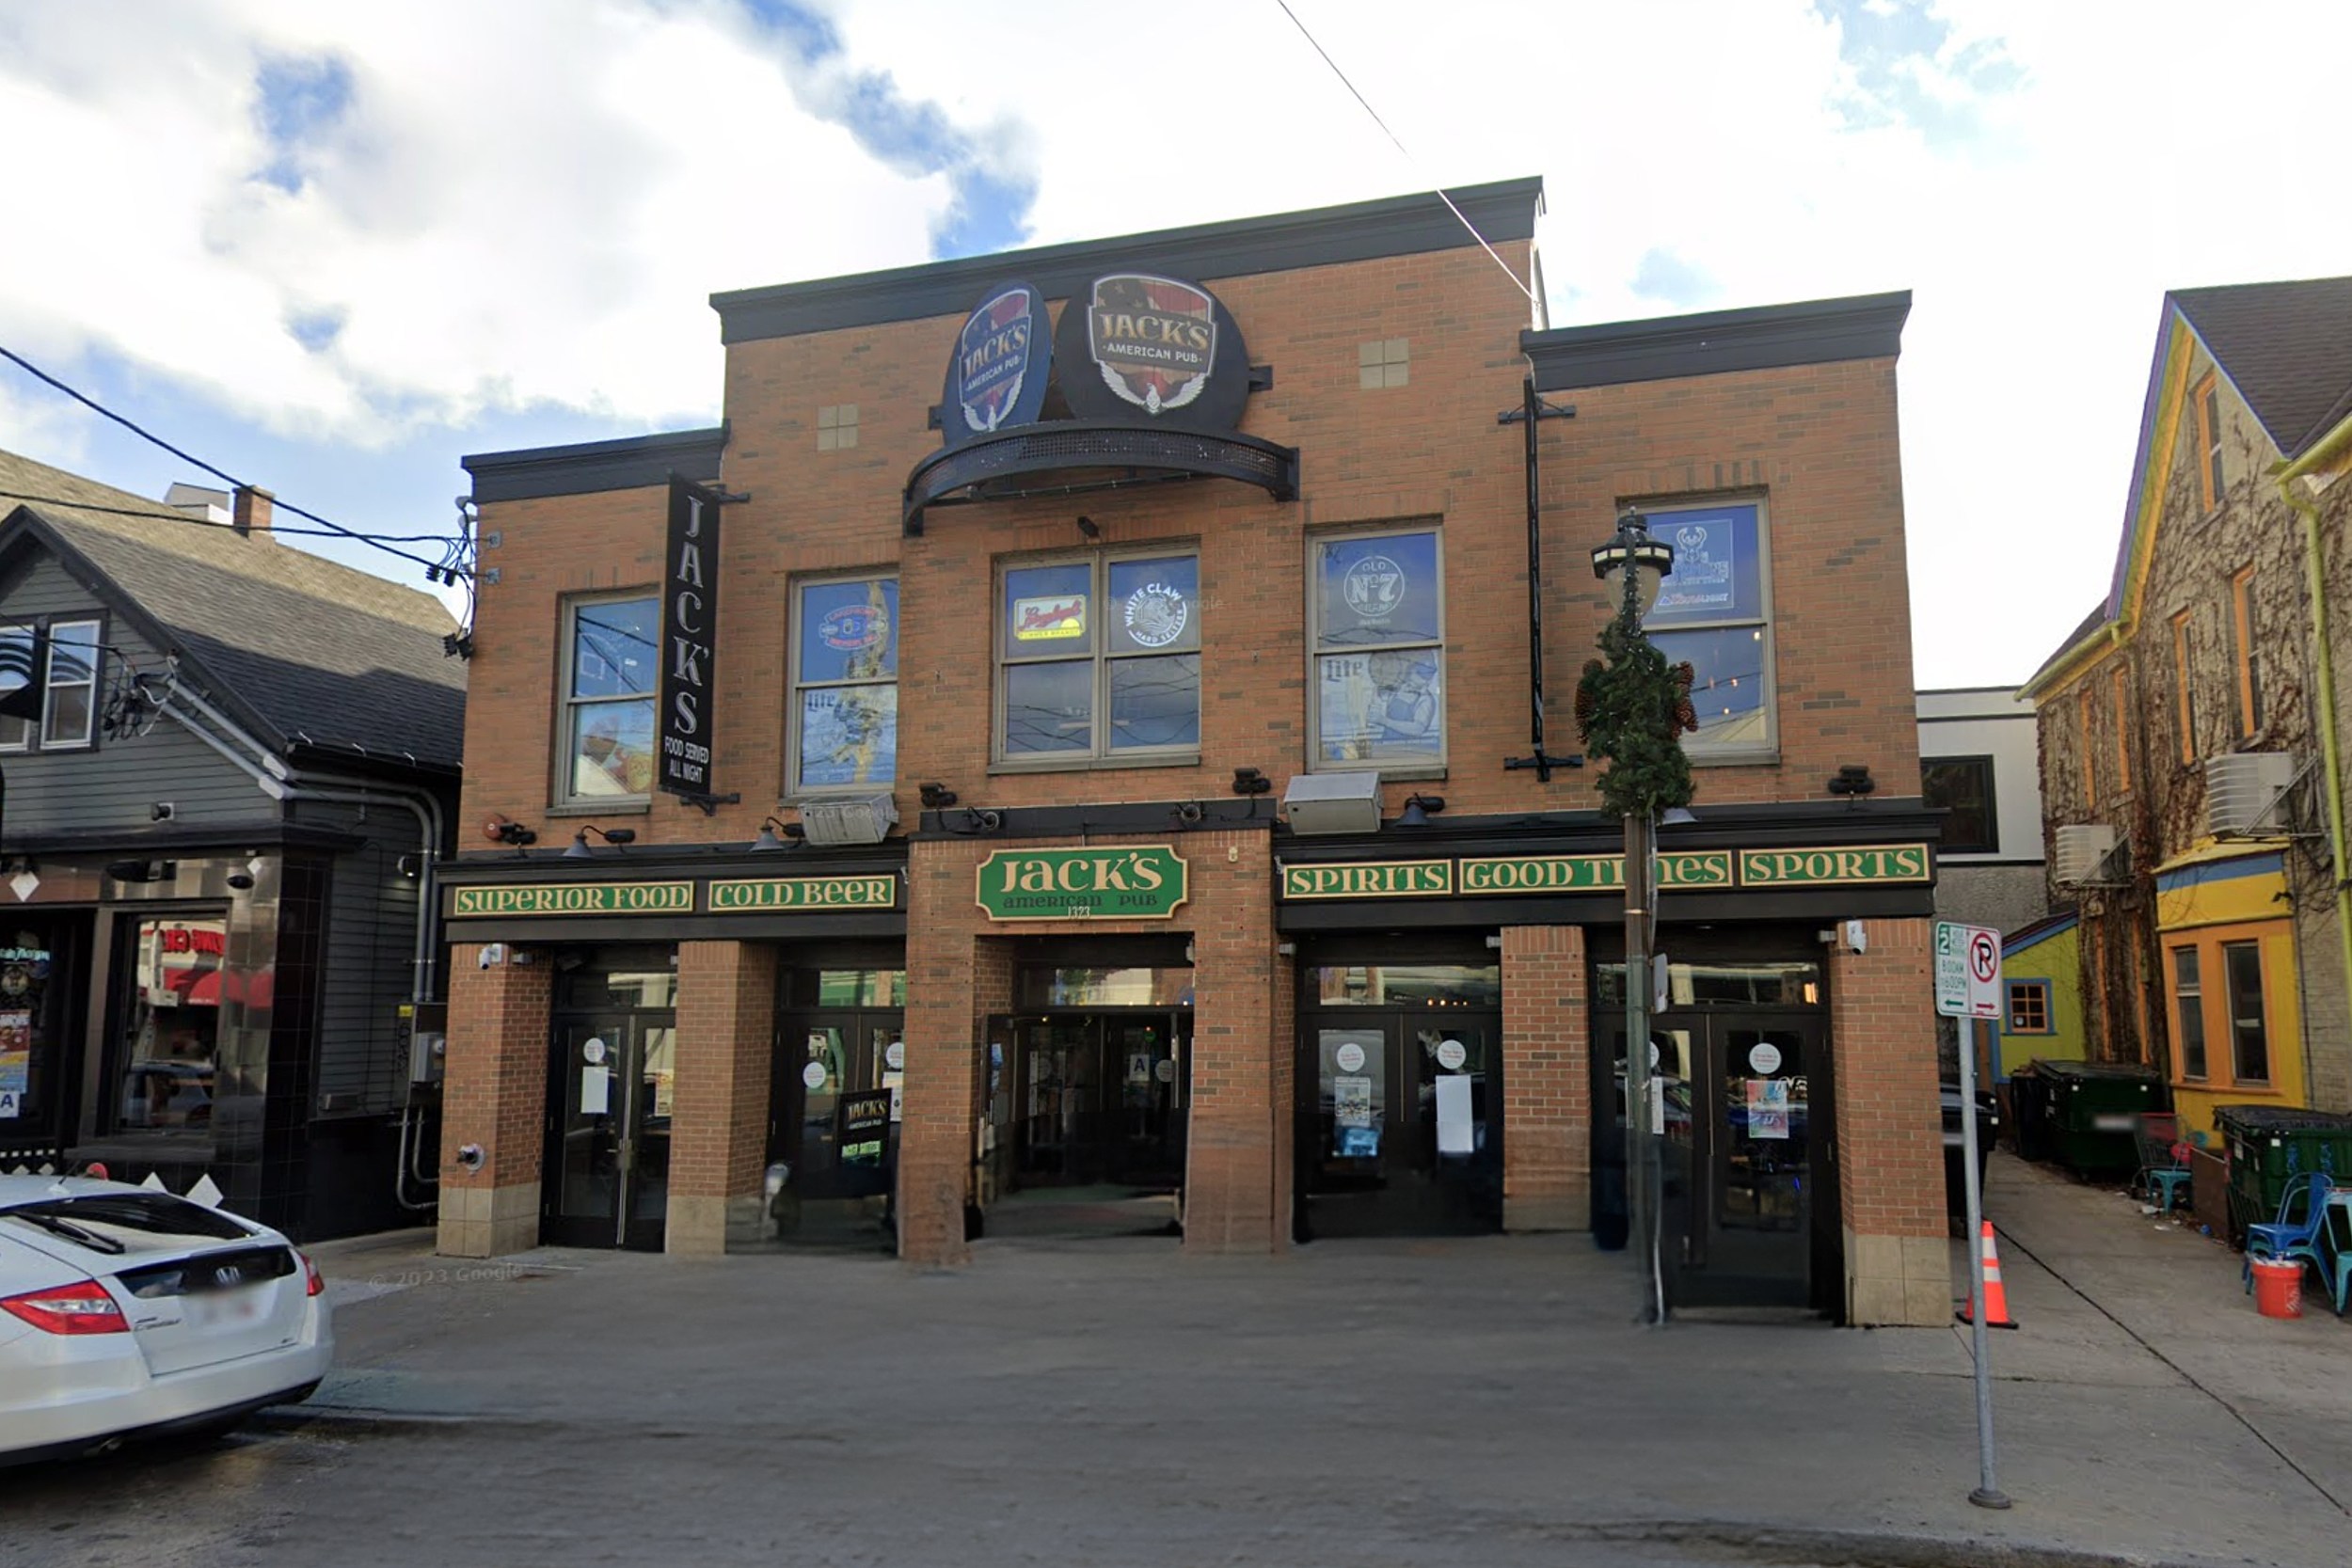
[1273,0,1536,303]
[0,487,460,546]
[0,343,469,580]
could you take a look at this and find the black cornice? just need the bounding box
[1523,291,1911,391]
[711,178,1545,344]
[461,425,729,504]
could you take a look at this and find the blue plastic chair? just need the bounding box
[2135,1113,2194,1215]
[2244,1171,2332,1292]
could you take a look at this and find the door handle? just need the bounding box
[616,1137,636,1174]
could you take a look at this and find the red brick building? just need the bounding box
[436,179,1949,1323]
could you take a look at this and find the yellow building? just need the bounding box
[1996,912,2086,1082]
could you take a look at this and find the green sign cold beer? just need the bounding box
[976,845,1188,921]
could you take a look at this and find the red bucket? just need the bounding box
[2250,1258,2304,1320]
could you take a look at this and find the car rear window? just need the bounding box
[2,1193,254,1252]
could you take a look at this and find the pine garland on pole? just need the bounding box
[1573,565,1699,817]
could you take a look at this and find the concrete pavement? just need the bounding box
[4,1149,2346,1568]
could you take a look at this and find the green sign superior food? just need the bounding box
[450,882,694,917]
[976,846,1188,921]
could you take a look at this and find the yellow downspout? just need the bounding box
[2272,422,2352,1107]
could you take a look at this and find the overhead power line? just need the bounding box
[0,343,470,581]
[0,487,457,546]
[1272,0,1536,304]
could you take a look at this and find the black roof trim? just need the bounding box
[711,178,1545,344]
[1524,291,1911,391]
[462,425,728,504]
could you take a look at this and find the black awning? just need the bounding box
[903,420,1297,535]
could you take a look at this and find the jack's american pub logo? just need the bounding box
[954,285,1040,436]
[1088,274,1216,415]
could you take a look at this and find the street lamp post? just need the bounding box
[1582,505,1682,1323]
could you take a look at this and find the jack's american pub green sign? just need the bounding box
[976,845,1188,921]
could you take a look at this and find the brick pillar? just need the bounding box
[666,941,777,1255]
[1829,918,1950,1324]
[899,846,994,1263]
[1184,831,1288,1253]
[1502,925,1590,1230]
[438,942,551,1258]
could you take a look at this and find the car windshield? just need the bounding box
[0,1193,253,1255]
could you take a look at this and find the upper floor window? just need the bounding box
[1640,499,1774,761]
[2111,665,2131,793]
[1921,754,1996,854]
[997,550,1200,763]
[791,575,898,791]
[2076,685,2096,809]
[559,593,657,804]
[2231,566,2263,738]
[0,617,102,753]
[2169,947,2207,1079]
[2170,610,2196,765]
[1311,527,1443,768]
[2192,372,2224,513]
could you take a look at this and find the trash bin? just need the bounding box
[2006,1063,2058,1163]
[2216,1103,2352,1248]
[2032,1060,2163,1179]
[2249,1257,2304,1319]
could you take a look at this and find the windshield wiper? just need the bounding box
[3,1209,129,1255]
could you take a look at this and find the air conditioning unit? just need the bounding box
[2053,823,2121,885]
[2205,752,2297,837]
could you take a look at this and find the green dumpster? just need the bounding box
[2032,1060,2162,1178]
[2215,1104,2352,1248]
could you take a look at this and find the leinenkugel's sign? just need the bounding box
[1280,844,1931,901]
[657,476,724,800]
[976,846,1188,921]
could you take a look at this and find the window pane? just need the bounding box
[572,598,658,698]
[1644,504,1762,626]
[1106,555,1200,655]
[1309,964,1501,1006]
[798,578,898,686]
[1649,626,1770,748]
[1316,531,1439,647]
[2223,942,2267,1082]
[0,626,36,731]
[1005,562,1093,656]
[1316,649,1442,762]
[42,683,93,748]
[46,621,98,687]
[1922,758,1996,853]
[2172,948,2206,1079]
[118,917,228,1131]
[1107,654,1199,750]
[797,686,898,788]
[1003,659,1093,753]
[568,698,656,797]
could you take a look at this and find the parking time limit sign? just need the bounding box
[1934,921,2001,1020]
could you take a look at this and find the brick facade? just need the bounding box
[1501,925,1590,1231]
[438,942,550,1258]
[1829,919,1950,1325]
[667,941,778,1254]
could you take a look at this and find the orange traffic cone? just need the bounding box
[1956,1220,2019,1329]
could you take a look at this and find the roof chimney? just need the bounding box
[231,485,274,536]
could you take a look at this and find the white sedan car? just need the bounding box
[0,1175,333,1465]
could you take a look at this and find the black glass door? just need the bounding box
[771,1010,902,1240]
[545,1012,675,1250]
[1297,1012,1502,1239]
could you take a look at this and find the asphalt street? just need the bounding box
[4,1153,2346,1568]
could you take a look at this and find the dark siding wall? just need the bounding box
[286,797,427,1118]
[0,550,265,832]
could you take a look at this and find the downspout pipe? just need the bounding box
[2271,430,2352,1106]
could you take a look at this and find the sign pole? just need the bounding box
[1937,920,2010,1511]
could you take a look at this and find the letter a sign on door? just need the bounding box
[1934,921,2001,1020]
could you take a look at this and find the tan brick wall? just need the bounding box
[1829,918,1949,1325]
[1501,925,1590,1230]
[438,942,550,1257]
[666,941,778,1254]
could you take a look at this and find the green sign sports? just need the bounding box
[976,845,1188,921]
[450,882,695,917]
[1736,845,1931,885]
[708,876,897,911]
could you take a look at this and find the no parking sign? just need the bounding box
[1935,921,2001,1020]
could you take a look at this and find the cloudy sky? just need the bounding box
[2,0,2347,687]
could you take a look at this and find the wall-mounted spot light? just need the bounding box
[150,802,176,822]
[1170,801,1205,828]
[1826,765,1876,807]
[751,816,806,852]
[1075,515,1102,539]
[227,871,256,891]
[919,783,959,810]
[564,825,637,859]
[483,816,536,847]
[1231,767,1271,797]
[1396,793,1447,828]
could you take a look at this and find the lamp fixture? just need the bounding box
[1826,765,1877,806]
[150,802,176,822]
[1590,503,1677,619]
[751,816,805,852]
[1075,515,1102,539]
[483,816,537,847]
[564,824,637,859]
[1170,801,1205,828]
[919,783,959,810]
[1395,793,1447,828]
[1661,806,1699,828]
[1231,767,1271,797]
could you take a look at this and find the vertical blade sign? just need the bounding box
[659,477,722,800]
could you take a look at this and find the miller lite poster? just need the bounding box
[942,281,1049,444]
